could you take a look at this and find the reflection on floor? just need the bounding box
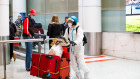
[0,55,140,79]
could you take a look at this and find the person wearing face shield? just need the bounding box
[64,16,89,79]
[23,9,36,71]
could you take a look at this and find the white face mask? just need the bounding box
[68,23,72,27]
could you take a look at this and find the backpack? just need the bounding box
[68,26,87,46]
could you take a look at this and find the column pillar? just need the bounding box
[78,0,102,55]
[0,0,10,65]
[13,0,26,22]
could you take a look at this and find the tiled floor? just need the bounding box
[0,55,140,79]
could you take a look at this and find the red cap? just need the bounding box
[30,9,36,16]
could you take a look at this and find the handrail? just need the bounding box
[0,38,54,43]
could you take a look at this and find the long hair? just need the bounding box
[51,15,60,24]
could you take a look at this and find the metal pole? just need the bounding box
[131,0,132,15]
[38,42,41,54]
[3,43,6,79]
[44,40,46,54]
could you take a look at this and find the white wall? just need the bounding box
[78,0,101,32]
[13,0,26,22]
[0,0,9,36]
[102,32,140,60]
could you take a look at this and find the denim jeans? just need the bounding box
[24,36,33,69]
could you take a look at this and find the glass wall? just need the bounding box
[102,0,126,32]
[27,0,78,34]
[11,0,78,53]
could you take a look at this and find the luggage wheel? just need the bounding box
[58,76,62,79]
[65,76,69,79]
[66,58,70,62]
[42,74,51,78]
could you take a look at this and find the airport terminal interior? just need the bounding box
[0,0,140,79]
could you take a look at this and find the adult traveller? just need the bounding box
[23,9,36,71]
[64,16,89,79]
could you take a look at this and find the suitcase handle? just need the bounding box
[55,60,58,73]
[45,55,54,59]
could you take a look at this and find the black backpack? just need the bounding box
[68,26,87,46]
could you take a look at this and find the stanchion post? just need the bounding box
[44,40,46,54]
[3,43,6,79]
[38,42,41,54]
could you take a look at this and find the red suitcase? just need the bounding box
[30,54,61,79]
[13,37,20,47]
[59,58,70,79]
[62,47,69,59]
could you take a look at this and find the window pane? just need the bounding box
[102,0,126,32]
[68,0,78,12]
[46,0,68,13]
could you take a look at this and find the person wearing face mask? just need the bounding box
[15,15,23,37]
[64,16,89,79]
[15,15,22,27]
[23,9,36,71]
[61,17,69,35]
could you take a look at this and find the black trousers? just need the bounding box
[9,36,14,59]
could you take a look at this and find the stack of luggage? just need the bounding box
[33,23,46,48]
[30,46,70,79]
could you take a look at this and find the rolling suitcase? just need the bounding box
[13,37,20,47]
[30,54,61,79]
[59,46,70,79]
[59,58,70,79]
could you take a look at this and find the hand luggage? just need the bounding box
[13,37,20,47]
[34,28,44,34]
[59,58,70,79]
[34,28,39,33]
[38,28,44,34]
[62,46,69,59]
[30,54,61,79]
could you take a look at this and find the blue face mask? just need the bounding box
[18,17,21,20]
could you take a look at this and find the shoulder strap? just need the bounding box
[68,27,70,35]
[76,26,79,34]
[68,26,79,35]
